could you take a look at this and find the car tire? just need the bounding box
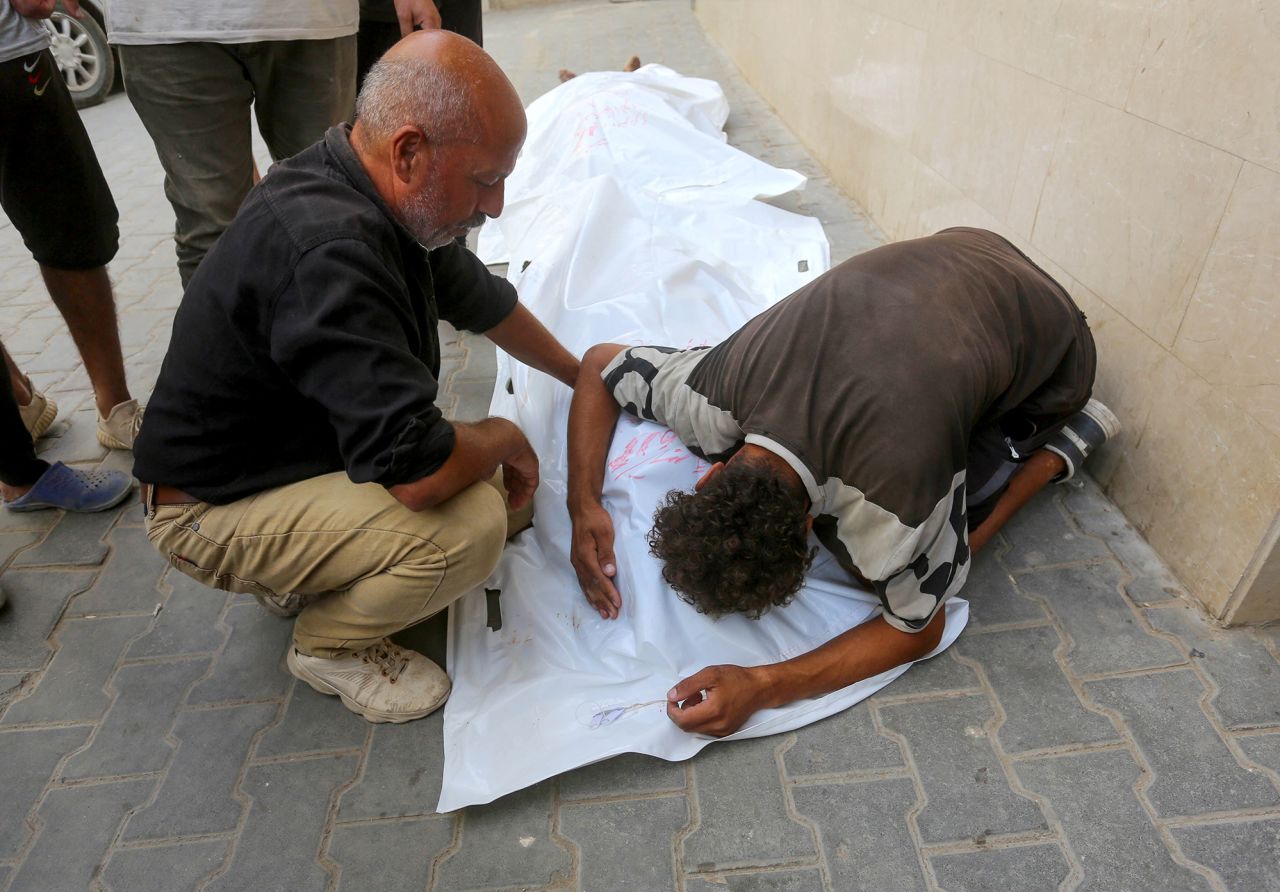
[44,3,115,109]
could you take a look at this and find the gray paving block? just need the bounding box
[2,614,151,724]
[878,695,1047,843]
[791,777,923,890]
[873,649,981,699]
[1238,733,1280,774]
[0,530,40,567]
[783,701,902,778]
[330,817,452,891]
[34,408,109,465]
[449,377,498,423]
[683,736,816,871]
[966,547,1047,627]
[1085,670,1279,817]
[207,753,358,891]
[1000,493,1110,572]
[256,678,369,758]
[700,868,826,891]
[0,671,26,704]
[1017,561,1184,676]
[561,795,687,890]
[125,701,278,840]
[453,334,498,383]
[67,525,169,616]
[339,710,444,820]
[126,571,230,659]
[0,568,95,670]
[8,778,153,891]
[0,724,91,857]
[185,602,292,705]
[10,499,126,567]
[955,626,1118,753]
[1015,750,1212,891]
[0,504,56,533]
[1171,818,1280,891]
[1064,477,1189,604]
[1145,606,1280,730]
[930,844,1071,891]
[559,751,686,800]
[434,780,572,890]
[101,839,229,892]
[62,658,210,780]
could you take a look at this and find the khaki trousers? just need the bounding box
[145,472,529,658]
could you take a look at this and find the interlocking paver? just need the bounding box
[434,781,573,890]
[1238,733,1280,774]
[1017,560,1184,676]
[11,503,123,567]
[559,751,686,800]
[791,778,924,891]
[1064,477,1190,604]
[7,778,154,891]
[783,702,903,778]
[62,658,210,780]
[0,724,91,857]
[1171,818,1280,890]
[33,409,109,466]
[694,868,827,891]
[2,614,151,724]
[207,754,359,891]
[871,648,981,698]
[1145,605,1280,730]
[0,531,40,567]
[0,569,95,671]
[256,679,369,758]
[338,711,446,820]
[1085,670,1280,816]
[124,702,278,840]
[66,525,169,616]
[561,795,688,890]
[184,602,292,705]
[930,844,1071,891]
[954,626,1118,753]
[329,817,452,891]
[878,695,1047,844]
[125,571,230,659]
[1015,750,1213,891]
[101,840,230,892]
[1000,492,1110,572]
[682,736,816,871]
[964,544,1047,627]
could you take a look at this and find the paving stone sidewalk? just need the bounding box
[2,1,1279,889]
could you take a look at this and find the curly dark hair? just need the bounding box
[646,458,815,619]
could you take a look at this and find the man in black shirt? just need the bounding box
[135,32,579,724]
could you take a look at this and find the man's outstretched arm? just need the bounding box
[483,303,580,388]
[567,342,629,618]
[666,610,945,737]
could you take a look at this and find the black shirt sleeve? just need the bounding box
[269,237,457,487]
[428,240,519,333]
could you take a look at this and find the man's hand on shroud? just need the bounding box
[570,501,622,619]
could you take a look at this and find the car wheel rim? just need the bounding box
[45,14,101,94]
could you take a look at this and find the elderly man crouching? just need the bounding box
[133,32,579,724]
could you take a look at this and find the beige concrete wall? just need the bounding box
[696,0,1280,622]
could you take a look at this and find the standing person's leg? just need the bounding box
[118,43,256,288]
[145,471,515,721]
[0,50,134,440]
[0,352,50,499]
[356,9,401,89]
[246,36,357,164]
[437,0,483,45]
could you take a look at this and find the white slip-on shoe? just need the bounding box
[287,638,451,724]
[1044,398,1122,482]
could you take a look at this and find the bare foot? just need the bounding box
[558,68,577,83]
[623,55,641,72]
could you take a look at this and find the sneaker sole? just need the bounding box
[24,398,58,440]
[286,648,450,724]
[6,482,133,514]
[96,427,133,450]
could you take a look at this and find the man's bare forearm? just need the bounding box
[567,343,627,509]
[388,418,525,511]
[756,612,946,707]
[484,303,580,387]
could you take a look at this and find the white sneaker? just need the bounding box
[19,388,58,439]
[97,399,144,450]
[287,638,451,724]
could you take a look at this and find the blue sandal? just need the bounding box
[6,461,133,513]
